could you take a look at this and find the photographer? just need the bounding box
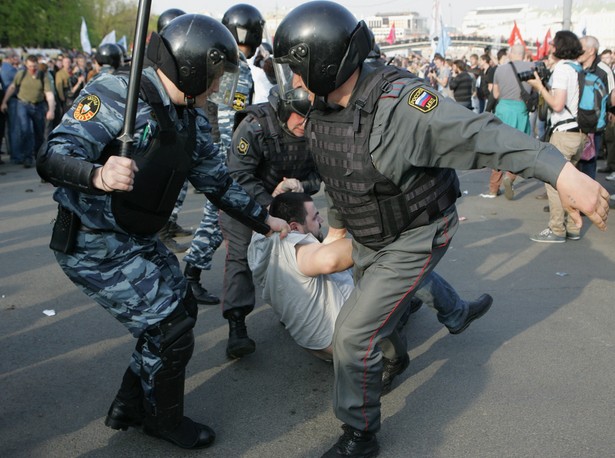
[430,53,452,97]
[527,30,587,243]
[486,44,534,199]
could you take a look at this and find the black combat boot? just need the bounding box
[184,263,219,305]
[381,353,410,396]
[158,222,190,253]
[167,221,193,237]
[322,424,379,457]
[105,367,145,430]
[142,326,215,449]
[226,309,255,359]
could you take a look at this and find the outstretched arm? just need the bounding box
[296,237,353,277]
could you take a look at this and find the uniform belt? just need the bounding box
[146,304,191,337]
[79,224,104,234]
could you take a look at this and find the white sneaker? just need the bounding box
[606,172,615,181]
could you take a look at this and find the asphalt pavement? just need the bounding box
[1,158,614,458]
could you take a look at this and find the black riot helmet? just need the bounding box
[146,14,239,100]
[273,1,374,96]
[222,4,265,58]
[95,43,123,69]
[268,85,311,127]
[157,8,186,33]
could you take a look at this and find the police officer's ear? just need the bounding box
[335,21,374,89]
[146,32,178,86]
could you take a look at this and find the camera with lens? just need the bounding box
[517,61,550,84]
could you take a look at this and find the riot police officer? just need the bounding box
[37,14,289,450]
[182,4,268,350]
[219,83,321,358]
[273,2,609,456]
[92,43,123,74]
[157,8,186,33]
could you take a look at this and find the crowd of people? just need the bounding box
[1,2,612,457]
[381,32,615,244]
[0,44,126,167]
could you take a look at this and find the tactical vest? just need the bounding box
[234,103,316,194]
[306,66,459,250]
[109,75,195,235]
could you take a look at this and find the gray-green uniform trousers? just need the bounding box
[319,75,568,433]
[334,207,458,432]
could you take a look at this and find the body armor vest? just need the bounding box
[110,75,195,235]
[306,66,459,250]
[234,103,316,194]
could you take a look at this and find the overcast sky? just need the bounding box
[151,0,583,29]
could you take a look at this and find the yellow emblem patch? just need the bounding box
[232,92,247,111]
[237,137,250,155]
[407,87,438,113]
[73,94,101,121]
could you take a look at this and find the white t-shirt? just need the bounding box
[248,232,354,350]
[550,59,580,130]
[248,56,275,104]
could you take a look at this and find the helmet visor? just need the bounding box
[273,62,312,117]
[208,62,239,106]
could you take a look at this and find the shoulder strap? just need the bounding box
[353,66,410,132]
[13,70,25,88]
[139,74,176,144]
[509,62,531,97]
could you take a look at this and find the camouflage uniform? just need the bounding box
[219,103,320,319]
[184,54,254,271]
[42,66,269,406]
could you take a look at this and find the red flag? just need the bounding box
[507,21,523,47]
[507,20,528,55]
[533,39,540,60]
[538,29,552,59]
[386,23,396,45]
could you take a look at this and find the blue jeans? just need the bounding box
[413,270,469,331]
[578,157,597,179]
[6,97,21,162]
[16,100,46,163]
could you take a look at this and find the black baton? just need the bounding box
[119,0,152,158]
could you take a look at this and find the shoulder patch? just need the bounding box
[73,94,101,121]
[407,87,438,113]
[237,137,250,155]
[232,92,247,112]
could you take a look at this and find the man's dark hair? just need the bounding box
[600,49,612,57]
[496,47,508,62]
[552,30,583,60]
[480,54,491,64]
[269,192,313,225]
[453,59,467,71]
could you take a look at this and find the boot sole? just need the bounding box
[226,345,256,359]
[105,416,142,431]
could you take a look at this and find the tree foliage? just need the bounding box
[0,0,158,52]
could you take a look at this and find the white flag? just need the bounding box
[100,30,117,46]
[117,35,128,52]
[80,17,92,55]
